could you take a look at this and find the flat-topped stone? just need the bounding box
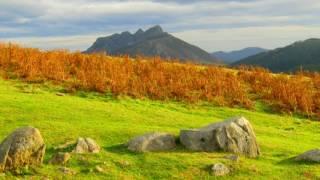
[180,117,260,157]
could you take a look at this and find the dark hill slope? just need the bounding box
[232,39,320,72]
[212,47,267,64]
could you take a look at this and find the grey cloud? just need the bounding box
[0,0,320,51]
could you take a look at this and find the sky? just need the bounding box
[1,0,320,52]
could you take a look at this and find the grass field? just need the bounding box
[0,78,320,179]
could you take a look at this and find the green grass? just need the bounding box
[0,78,320,179]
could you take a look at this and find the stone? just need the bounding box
[127,132,176,152]
[180,117,260,157]
[74,138,100,154]
[211,163,230,176]
[49,152,71,165]
[295,149,320,162]
[0,127,46,172]
[58,167,76,175]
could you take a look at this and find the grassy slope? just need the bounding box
[0,78,320,179]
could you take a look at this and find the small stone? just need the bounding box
[211,163,230,176]
[224,154,239,162]
[95,165,104,173]
[49,152,71,165]
[58,167,76,175]
[74,137,100,154]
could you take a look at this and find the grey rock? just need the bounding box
[49,152,71,165]
[128,132,176,152]
[211,163,230,176]
[180,117,260,157]
[0,127,45,172]
[74,137,100,154]
[295,149,320,162]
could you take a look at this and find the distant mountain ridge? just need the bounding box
[232,39,320,72]
[212,47,267,64]
[85,25,219,64]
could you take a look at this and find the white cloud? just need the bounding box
[174,25,320,52]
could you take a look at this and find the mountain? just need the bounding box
[85,25,219,64]
[212,47,267,64]
[232,39,320,72]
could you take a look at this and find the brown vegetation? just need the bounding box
[1,42,320,119]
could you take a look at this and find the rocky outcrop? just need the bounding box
[295,149,320,162]
[0,127,45,172]
[128,132,176,152]
[85,25,219,64]
[180,117,260,157]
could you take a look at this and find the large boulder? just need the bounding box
[128,132,176,152]
[180,117,260,157]
[0,127,46,172]
[295,149,320,162]
[73,137,100,154]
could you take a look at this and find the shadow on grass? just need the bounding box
[277,157,319,166]
[104,144,134,155]
[104,143,230,159]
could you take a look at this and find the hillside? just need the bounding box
[0,78,320,179]
[2,42,320,119]
[85,25,218,64]
[212,47,267,64]
[232,39,320,72]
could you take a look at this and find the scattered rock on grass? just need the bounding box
[128,132,176,152]
[74,138,100,154]
[295,149,320,162]
[49,152,71,165]
[0,127,46,172]
[180,116,260,157]
[211,163,230,176]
